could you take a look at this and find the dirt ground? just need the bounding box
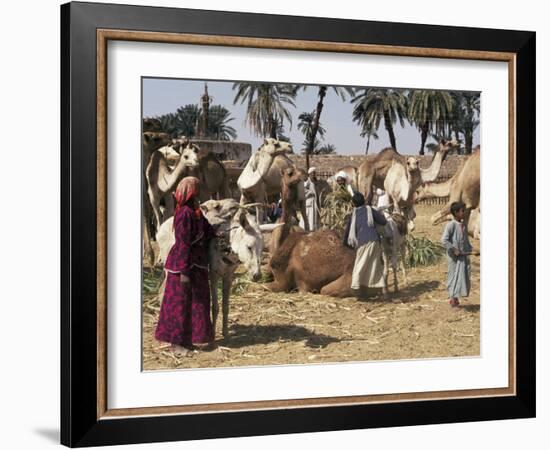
[142,204,480,370]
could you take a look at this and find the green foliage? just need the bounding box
[405,236,444,267]
[351,88,408,149]
[319,188,353,235]
[232,82,298,138]
[153,104,237,140]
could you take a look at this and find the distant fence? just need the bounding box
[313,170,451,206]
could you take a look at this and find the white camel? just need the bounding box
[145,141,200,231]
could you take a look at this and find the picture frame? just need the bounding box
[60,1,535,447]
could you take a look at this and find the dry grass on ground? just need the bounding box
[142,204,480,370]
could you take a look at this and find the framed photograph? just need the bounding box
[61,1,535,447]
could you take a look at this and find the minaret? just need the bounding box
[197,82,210,138]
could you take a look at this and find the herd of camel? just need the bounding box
[142,119,480,337]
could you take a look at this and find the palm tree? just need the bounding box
[302,85,355,169]
[207,105,237,141]
[360,123,379,154]
[408,90,454,155]
[155,104,237,140]
[298,111,326,154]
[232,82,297,138]
[316,143,337,155]
[351,88,408,150]
[456,92,480,154]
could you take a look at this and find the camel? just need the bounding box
[145,140,200,231]
[357,138,458,203]
[269,167,307,259]
[156,199,266,338]
[142,131,171,267]
[237,138,309,230]
[383,157,422,231]
[415,146,480,228]
[265,229,356,297]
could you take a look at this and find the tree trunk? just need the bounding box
[268,113,277,139]
[365,135,371,154]
[419,122,429,155]
[306,86,327,170]
[465,129,473,154]
[383,109,397,149]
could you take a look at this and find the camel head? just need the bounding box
[201,199,241,234]
[157,145,181,164]
[405,157,419,174]
[437,137,461,155]
[230,209,264,282]
[143,131,171,153]
[201,199,264,281]
[281,167,304,189]
[169,138,200,168]
[260,138,293,157]
[143,118,163,132]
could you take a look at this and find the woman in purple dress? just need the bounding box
[154,176,216,355]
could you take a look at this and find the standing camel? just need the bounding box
[358,138,458,203]
[142,131,171,267]
[145,140,200,231]
[416,146,480,228]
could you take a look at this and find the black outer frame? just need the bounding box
[60,1,535,447]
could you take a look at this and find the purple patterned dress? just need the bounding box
[154,204,216,347]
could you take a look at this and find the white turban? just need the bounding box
[308,167,317,174]
[335,170,349,181]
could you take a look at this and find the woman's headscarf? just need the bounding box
[173,176,202,219]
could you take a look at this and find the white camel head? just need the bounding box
[157,145,181,163]
[405,156,419,173]
[169,138,200,168]
[259,138,293,158]
[201,199,264,282]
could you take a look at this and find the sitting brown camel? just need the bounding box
[265,229,356,297]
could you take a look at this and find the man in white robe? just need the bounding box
[302,167,320,231]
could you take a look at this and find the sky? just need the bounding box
[142,78,480,155]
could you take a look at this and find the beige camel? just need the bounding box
[142,131,171,267]
[358,138,458,203]
[145,140,200,231]
[238,138,309,230]
[383,157,422,231]
[416,147,480,228]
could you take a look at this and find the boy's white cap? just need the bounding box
[308,167,317,174]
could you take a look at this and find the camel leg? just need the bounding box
[221,271,233,338]
[400,242,408,286]
[320,272,354,298]
[431,204,451,226]
[148,188,163,231]
[264,271,292,293]
[209,272,219,338]
[142,186,156,267]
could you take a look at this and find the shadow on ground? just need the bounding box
[220,324,340,349]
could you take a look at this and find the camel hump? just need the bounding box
[237,149,274,191]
